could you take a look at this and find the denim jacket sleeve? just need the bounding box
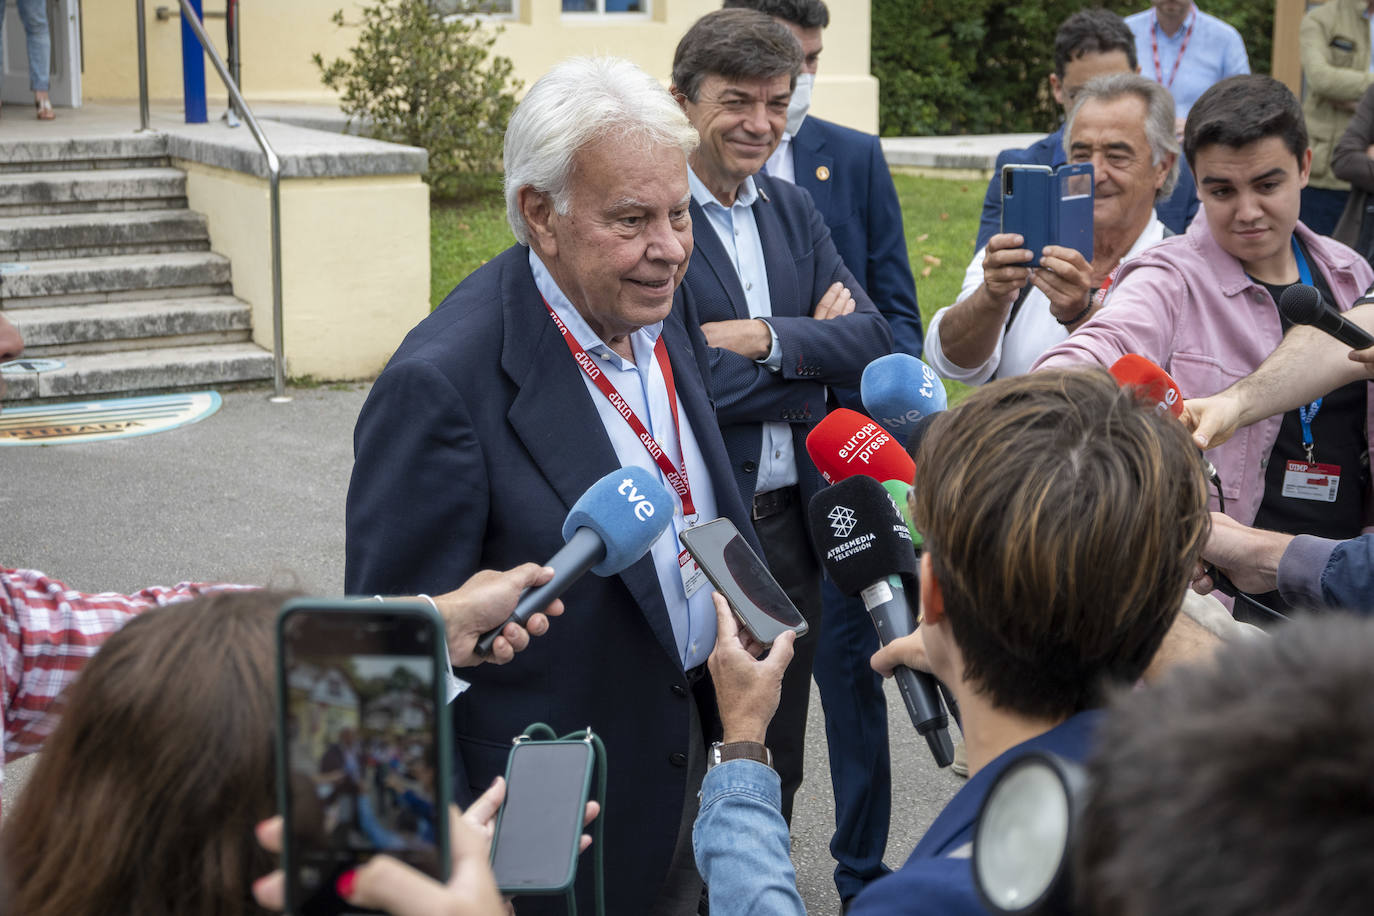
[692,760,807,916]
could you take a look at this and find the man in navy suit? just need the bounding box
[976,8,1199,252]
[722,0,921,905]
[669,7,894,839]
[345,57,760,916]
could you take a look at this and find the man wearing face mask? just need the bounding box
[717,3,921,908]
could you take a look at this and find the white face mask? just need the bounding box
[786,73,814,136]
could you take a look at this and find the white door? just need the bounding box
[2,0,81,107]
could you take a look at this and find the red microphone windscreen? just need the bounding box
[1109,354,1184,418]
[805,408,917,485]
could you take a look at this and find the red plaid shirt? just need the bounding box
[1,568,253,819]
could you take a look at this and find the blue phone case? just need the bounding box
[1001,162,1094,266]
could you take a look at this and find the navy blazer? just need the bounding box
[344,245,759,916]
[683,172,895,508]
[976,124,1200,252]
[791,116,924,385]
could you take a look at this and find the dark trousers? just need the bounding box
[813,577,894,901]
[753,492,824,823]
[1301,186,1349,238]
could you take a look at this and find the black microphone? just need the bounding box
[807,476,955,767]
[1278,284,1374,350]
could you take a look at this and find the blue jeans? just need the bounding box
[0,0,52,92]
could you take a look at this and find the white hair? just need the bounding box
[1064,72,1181,200]
[503,57,699,244]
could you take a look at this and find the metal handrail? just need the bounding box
[135,0,288,402]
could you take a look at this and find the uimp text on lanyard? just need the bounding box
[543,298,698,520]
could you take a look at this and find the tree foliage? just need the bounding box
[874,0,1274,136]
[314,0,522,195]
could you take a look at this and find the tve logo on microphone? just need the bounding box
[619,477,658,521]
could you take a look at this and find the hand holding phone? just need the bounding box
[679,518,809,646]
[276,600,453,916]
[1001,162,1094,266]
[707,593,796,744]
[490,739,596,895]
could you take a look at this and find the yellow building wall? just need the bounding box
[84,0,878,133]
[179,162,430,380]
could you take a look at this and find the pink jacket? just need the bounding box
[1034,217,1374,527]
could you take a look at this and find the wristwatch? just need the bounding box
[709,740,772,769]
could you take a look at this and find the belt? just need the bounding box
[685,662,708,685]
[752,484,799,521]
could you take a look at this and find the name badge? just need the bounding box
[1281,460,1340,502]
[679,547,708,598]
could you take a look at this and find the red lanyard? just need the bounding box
[544,300,697,517]
[1150,9,1195,90]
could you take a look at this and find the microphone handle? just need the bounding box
[1315,309,1374,349]
[475,526,606,656]
[861,574,954,767]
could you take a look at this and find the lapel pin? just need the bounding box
[815,166,831,182]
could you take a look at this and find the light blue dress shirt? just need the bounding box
[687,167,798,495]
[530,250,720,669]
[1126,5,1250,117]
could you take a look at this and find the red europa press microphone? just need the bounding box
[1108,354,1184,418]
[805,408,916,485]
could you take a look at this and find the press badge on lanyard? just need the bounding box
[544,298,709,599]
[1281,243,1341,503]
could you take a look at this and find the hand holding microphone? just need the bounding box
[475,466,674,656]
[807,476,954,767]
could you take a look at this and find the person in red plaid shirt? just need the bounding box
[0,569,253,816]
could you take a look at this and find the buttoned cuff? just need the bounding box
[1277,534,1340,609]
[755,320,782,373]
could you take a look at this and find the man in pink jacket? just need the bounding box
[1037,76,1374,599]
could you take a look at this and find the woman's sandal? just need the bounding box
[36,98,55,121]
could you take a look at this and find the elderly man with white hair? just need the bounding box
[345,57,763,916]
[925,72,1180,385]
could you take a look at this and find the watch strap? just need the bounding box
[710,740,772,769]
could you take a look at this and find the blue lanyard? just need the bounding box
[1291,238,1321,461]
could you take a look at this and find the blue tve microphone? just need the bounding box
[476,466,674,655]
[861,354,948,442]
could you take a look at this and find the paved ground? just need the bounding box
[1,382,961,914]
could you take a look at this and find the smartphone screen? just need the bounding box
[278,604,447,916]
[491,741,595,893]
[680,518,808,645]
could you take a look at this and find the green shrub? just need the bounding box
[874,1,1273,136]
[314,0,522,196]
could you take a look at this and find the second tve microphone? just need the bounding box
[808,476,955,767]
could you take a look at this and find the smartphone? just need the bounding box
[1000,162,1094,266]
[680,517,809,645]
[490,739,596,895]
[276,599,453,916]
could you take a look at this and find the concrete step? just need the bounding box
[1,342,275,401]
[0,167,188,216]
[0,209,210,261]
[0,251,232,308]
[9,296,253,354]
[0,134,170,174]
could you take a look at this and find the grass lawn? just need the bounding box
[429,172,984,399]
